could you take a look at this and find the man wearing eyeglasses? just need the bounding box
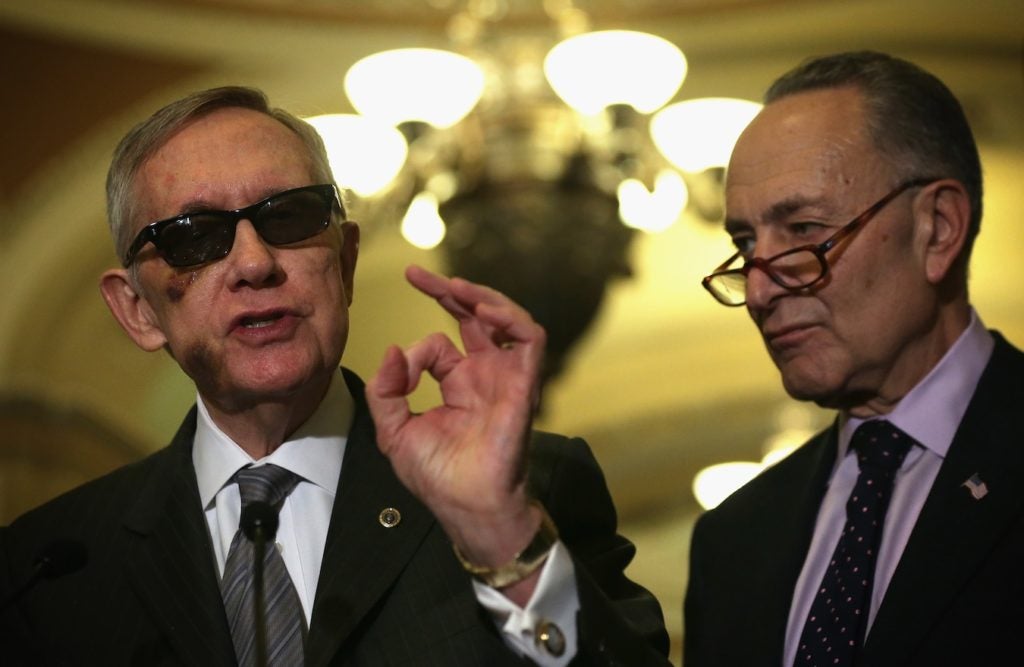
[0,87,669,665]
[684,51,1023,666]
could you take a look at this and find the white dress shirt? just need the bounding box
[193,371,353,622]
[783,310,995,666]
[193,370,580,666]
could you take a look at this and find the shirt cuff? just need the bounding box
[472,540,580,666]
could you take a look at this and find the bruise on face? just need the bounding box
[166,269,202,303]
[182,340,227,399]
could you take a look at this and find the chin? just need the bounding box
[776,360,844,407]
[230,357,329,400]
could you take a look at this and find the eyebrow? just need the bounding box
[173,201,223,217]
[163,187,287,220]
[725,192,836,233]
[153,195,230,221]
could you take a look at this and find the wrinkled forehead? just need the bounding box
[725,87,888,211]
[131,108,316,226]
[732,89,869,176]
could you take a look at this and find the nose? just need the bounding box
[743,258,787,312]
[225,219,281,288]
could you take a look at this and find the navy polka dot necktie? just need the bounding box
[794,420,913,666]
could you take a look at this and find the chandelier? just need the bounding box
[307,3,760,389]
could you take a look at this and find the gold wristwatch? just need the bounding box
[453,502,559,588]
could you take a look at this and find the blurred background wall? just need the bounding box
[1,1,1021,663]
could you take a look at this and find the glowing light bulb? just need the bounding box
[345,48,485,128]
[617,169,688,232]
[545,30,686,115]
[692,461,764,510]
[305,114,408,197]
[651,97,762,172]
[401,192,446,249]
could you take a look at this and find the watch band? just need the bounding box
[452,501,559,588]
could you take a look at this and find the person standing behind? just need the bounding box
[685,50,1023,666]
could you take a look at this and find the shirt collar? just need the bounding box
[839,309,994,460]
[193,369,354,510]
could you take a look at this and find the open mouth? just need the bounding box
[232,309,291,332]
[240,314,282,329]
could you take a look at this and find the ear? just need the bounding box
[339,221,360,306]
[98,269,169,352]
[913,179,972,284]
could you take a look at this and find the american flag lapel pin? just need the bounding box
[961,473,988,500]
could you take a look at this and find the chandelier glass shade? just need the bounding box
[304,113,408,197]
[543,30,687,115]
[344,48,486,129]
[650,97,764,173]
[308,8,761,388]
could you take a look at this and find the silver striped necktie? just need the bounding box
[220,464,306,666]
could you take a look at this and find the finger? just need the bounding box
[405,264,449,298]
[448,275,518,310]
[475,302,546,348]
[453,276,536,331]
[456,300,545,358]
[405,265,473,320]
[403,332,465,385]
[406,264,540,352]
[408,265,521,323]
[365,345,414,450]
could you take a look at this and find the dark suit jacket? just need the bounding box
[684,332,1024,666]
[1,370,669,666]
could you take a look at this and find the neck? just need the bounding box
[843,301,970,419]
[201,370,334,459]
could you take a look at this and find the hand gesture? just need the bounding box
[366,265,547,578]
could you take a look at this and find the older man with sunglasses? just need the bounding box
[0,87,669,666]
[684,51,1024,666]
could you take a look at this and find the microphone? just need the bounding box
[241,502,279,543]
[1,539,88,612]
[240,502,278,667]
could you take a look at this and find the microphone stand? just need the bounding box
[241,502,278,667]
[0,539,87,612]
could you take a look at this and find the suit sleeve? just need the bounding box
[528,433,671,666]
[682,511,711,667]
[0,525,40,666]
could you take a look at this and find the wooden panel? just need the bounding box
[0,24,206,202]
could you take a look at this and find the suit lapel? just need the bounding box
[306,371,435,665]
[752,424,839,657]
[866,335,1024,662]
[121,408,237,666]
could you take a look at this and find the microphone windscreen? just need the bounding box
[240,502,279,542]
[34,539,88,580]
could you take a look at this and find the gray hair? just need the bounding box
[106,86,338,262]
[765,50,983,267]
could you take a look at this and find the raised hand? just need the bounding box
[366,265,548,596]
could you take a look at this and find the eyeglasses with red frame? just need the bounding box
[701,177,939,307]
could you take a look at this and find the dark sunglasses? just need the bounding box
[123,183,342,268]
